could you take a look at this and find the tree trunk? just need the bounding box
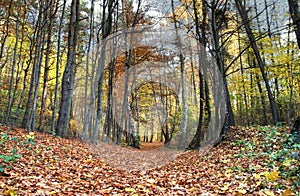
[187,0,207,150]
[27,0,50,132]
[92,0,115,143]
[56,0,79,137]
[290,116,300,144]
[4,1,21,125]
[50,0,66,133]
[288,0,300,49]
[210,0,235,129]
[0,0,13,72]
[10,5,27,130]
[102,61,115,143]
[171,0,187,150]
[117,0,141,145]
[235,0,279,125]
[39,0,55,132]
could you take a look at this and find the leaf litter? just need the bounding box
[0,126,299,195]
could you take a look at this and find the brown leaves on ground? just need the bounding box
[0,126,299,195]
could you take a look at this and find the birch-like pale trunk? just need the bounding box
[171,0,187,150]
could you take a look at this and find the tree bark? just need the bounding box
[92,0,115,143]
[288,0,300,49]
[27,0,49,132]
[4,1,21,125]
[235,0,279,125]
[51,0,66,133]
[56,0,80,137]
[210,0,235,128]
[171,0,188,150]
[39,0,55,132]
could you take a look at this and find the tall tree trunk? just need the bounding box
[56,0,80,137]
[235,0,279,125]
[171,0,187,150]
[237,14,250,126]
[21,0,45,129]
[210,0,235,129]
[51,0,66,133]
[27,0,50,132]
[4,1,21,125]
[92,0,115,143]
[10,12,27,130]
[117,0,141,145]
[39,0,55,132]
[187,0,206,150]
[84,0,94,135]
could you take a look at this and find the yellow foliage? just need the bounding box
[124,187,136,192]
[4,189,17,196]
[264,171,279,182]
[22,132,35,140]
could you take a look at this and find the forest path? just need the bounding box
[0,126,299,195]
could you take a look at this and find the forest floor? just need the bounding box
[0,126,299,195]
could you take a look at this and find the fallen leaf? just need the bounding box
[282,188,295,196]
[263,189,275,196]
[238,189,247,194]
[125,187,136,192]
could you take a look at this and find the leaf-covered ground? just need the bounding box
[0,126,299,195]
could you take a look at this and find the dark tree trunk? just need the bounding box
[4,1,21,126]
[56,0,79,137]
[187,0,207,150]
[235,0,279,125]
[0,0,13,72]
[26,0,49,132]
[290,116,300,144]
[39,0,55,132]
[288,0,300,49]
[210,0,235,129]
[51,0,66,133]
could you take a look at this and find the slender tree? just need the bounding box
[39,0,56,132]
[210,0,235,129]
[4,0,21,125]
[171,0,188,150]
[235,0,279,125]
[27,0,50,132]
[92,0,115,144]
[0,0,13,70]
[56,0,80,136]
[50,0,67,133]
